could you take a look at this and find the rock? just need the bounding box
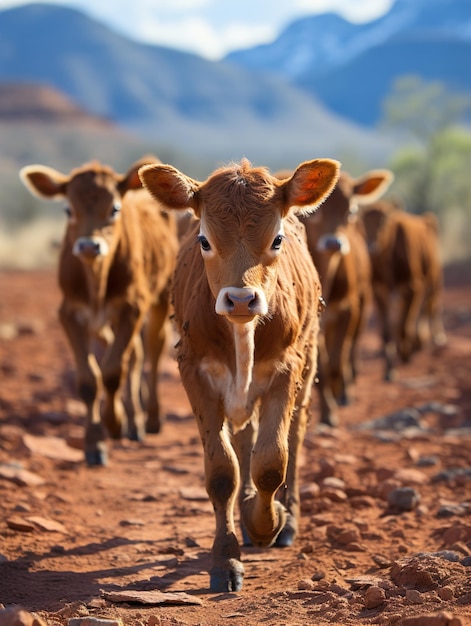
[406,589,424,604]
[6,516,36,532]
[320,476,346,490]
[102,589,203,606]
[22,434,83,463]
[320,487,347,502]
[69,619,123,626]
[364,585,386,609]
[26,516,68,533]
[393,468,428,485]
[438,586,454,601]
[326,524,361,545]
[0,464,45,487]
[387,487,421,511]
[400,612,462,626]
[300,483,320,500]
[297,578,315,590]
[391,555,463,592]
[0,607,47,626]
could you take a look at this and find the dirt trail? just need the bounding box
[0,268,470,625]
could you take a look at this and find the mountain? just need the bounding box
[0,3,394,169]
[226,0,471,126]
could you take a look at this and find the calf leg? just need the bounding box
[317,332,338,426]
[373,285,396,381]
[184,369,243,592]
[325,308,354,406]
[59,301,106,466]
[101,303,145,440]
[398,282,423,363]
[277,342,317,547]
[423,282,447,348]
[127,332,146,442]
[233,419,257,546]
[239,373,293,548]
[145,299,170,433]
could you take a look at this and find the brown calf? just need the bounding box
[140,157,340,592]
[20,157,178,465]
[360,200,447,380]
[299,169,393,426]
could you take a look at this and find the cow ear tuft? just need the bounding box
[139,164,199,212]
[19,165,68,199]
[283,159,340,216]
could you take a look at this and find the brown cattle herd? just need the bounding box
[18,154,446,592]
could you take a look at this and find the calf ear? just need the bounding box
[19,165,68,199]
[118,154,162,194]
[139,164,200,213]
[352,169,394,205]
[283,159,340,216]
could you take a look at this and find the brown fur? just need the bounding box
[20,156,178,465]
[361,200,447,380]
[140,157,340,592]
[299,169,393,426]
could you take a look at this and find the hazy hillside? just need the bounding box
[227,0,471,126]
[0,3,395,167]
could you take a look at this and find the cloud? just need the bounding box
[0,0,395,59]
[134,15,276,59]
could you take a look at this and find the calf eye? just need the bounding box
[197,235,211,252]
[271,234,284,250]
[64,206,72,218]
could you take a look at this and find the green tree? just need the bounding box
[380,76,471,261]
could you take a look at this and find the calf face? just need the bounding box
[20,159,149,269]
[300,169,393,425]
[140,158,340,592]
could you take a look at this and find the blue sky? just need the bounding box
[0,0,395,59]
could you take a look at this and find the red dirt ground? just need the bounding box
[0,267,470,626]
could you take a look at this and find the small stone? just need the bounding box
[438,586,454,601]
[364,585,386,609]
[6,516,36,532]
[69,615,123,626]
[387,487,421,511]
[300,483,320,500]
[26,516,67,533]
[406,589,424,604]
[298,578,315,590]
[320,476,346,490]
[0,465,45,487]
[0,607,47,626]
[320,487,347,502]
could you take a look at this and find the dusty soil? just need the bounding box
[0,267,470,626]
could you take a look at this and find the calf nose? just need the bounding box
[215,287,268,318]
[73,236,109,260]
[317,233,350,255]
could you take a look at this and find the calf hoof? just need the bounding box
[210,559,244,592]
[275,525,296,547]
[320,412,339,428]
[240,523,252,546]
[128,415,146,442]
[146,412,161,434]
[85,445,108,466]
[146,421,161,434]
[275,512,297,547]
